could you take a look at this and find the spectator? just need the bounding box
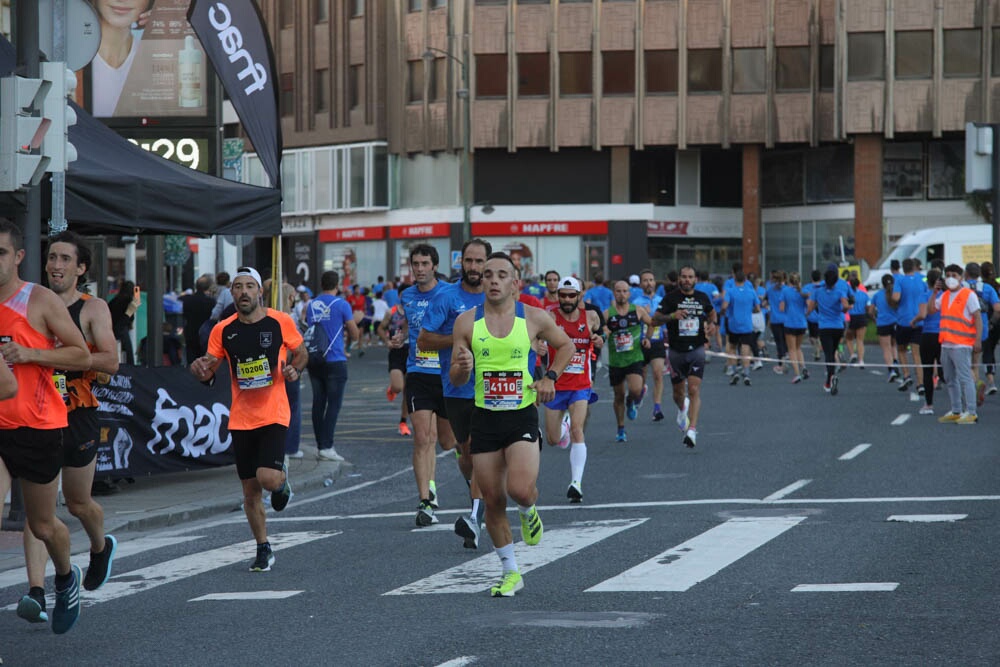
[108,280,139,364]
[181,274,216,365]
[210,271,233,321]
[293,285,310,331]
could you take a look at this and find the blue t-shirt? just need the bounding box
[632,292,664,340]
[584,285,613,313]
[802,282,822,323]
[306,294,353,363]
[522,283,545,299]
[921,290,941,334]
[811,282,850,329]
[420,283,485,398]
[870,290,898,327]
[893,274,929,326]
[849,289,870,316]
[971,281,998,340]
[765,284,785,324]
[383,288,399,309]
[780,285,807,329]
[723,283,759,334]
[401,281,450,375]
[629,286,644,303]
[695,282,719,301]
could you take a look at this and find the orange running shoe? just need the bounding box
[398,421,411,436]
[386,387,398,402]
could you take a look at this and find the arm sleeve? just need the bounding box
[280,312,304,350]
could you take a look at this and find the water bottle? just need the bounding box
[323,477,334,487]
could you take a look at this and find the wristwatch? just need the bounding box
[544,370,558,382]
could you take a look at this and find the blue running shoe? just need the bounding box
[615,429,627,443]
[52,564,82,635]
[16,592,48,624]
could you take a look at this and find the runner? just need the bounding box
[868,274,899,382]
[18,232,120,626]
[417,238,491,548]
[651,266,716,448]
[890,259,926,393]
[803,269,823,362]
[378,303,410,435]
[605,280,653,443]
[0,219,93,634]
[765,270,788,374]
[806,268,850,395]
[779,272,809,382]
[916,268,943,415]
[635,269,667,421]
[721,269,760,386]
[396,244,456,527]
[190,266,304,571]
[542,277,601,502]
[929,264,981,424]
[845,276,870,369]
[542,269,561,310]
[449,252,574,597]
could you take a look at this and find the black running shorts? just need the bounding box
[405,372,448,417]
[232,424,287,480]
[63,407,99,469]
[608,362,644,387]
[0,427,63,484]
[470,405,540,454]
[444,397,475,444]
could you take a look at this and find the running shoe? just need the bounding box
[317,447,345,462]
[490,570,524,597]
[752,360,763,371]
[729,374,739,386]
[386,386,398,402]
[937,412,961,424]
[801,368,810,380]
[849,355,858,365]
[988,384,999,396]
[83,534,118,591]
[898,377,914,392]
[567,481,583,503]
[271,464,292,512]
[519,507,543,545]
[976,381,987,407]
[454,515,481,549]
[813,350,821,361]
[16,592,48,624]
[830,374,839,396]
[652,410,665,422]
[917,384,926,396]
[398,421,411,436]
[51,564,82,635]
[725,365,735,376]
[557,413,571,449]
[286,450,305,459]
[415,500,438,526]
[743,375,751,386]
[626,399,638,421]
[791,375,802,384]
[676,397,690,432]
[428,481,439,509]
[249,543,274,572]
[957,412,979,425]
[823,382,831,393]
[888,369,899,383]
[773,365,785,375]
[919,405,934,415]
[615,429,627,443]
[683,428,697,448]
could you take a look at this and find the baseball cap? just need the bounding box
[296,285,308,293]
[232,266,262,288]
[628,274,640,286]
[558,277,582,293]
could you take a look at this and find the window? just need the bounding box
[429,58,447,102]
[518,53,550,96]
[732,48,765,93]
[349,65,361,109]
[805,145,853,203]
[943,29,981,78]
[314,69,329,113]
[645,50,678,93]
[928,140,963,199]
[350,146,366,208]
[776,47,810,91]
[762,150,804,206]
[352,0,364,17]
[688,49,722,92]
[630,147,676,205]
[700,149,742,207]
[431,0,447,7]
[408,61,424,103]
[315,0,329,21]
[476,54,508,97]
[560,52,593,95]
[993,28,1000,76]
[895,31,932,79]
[280,1,294,27]
[883,142,923,200]
[602,51,635,95]
[820,45,835,90]
[409,0,422,11]
[847,33,884,81]
[280,73,294,117]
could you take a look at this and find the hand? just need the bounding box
[453,346,474,374]
[591,332,604,349]
[641,338,651,349]
[0,341,35,364]
[389,331,405,349]
[282,364,300,382]
[136,10,151,28]
[189,356,214,381]
[675,309,688,320]
[529,376,556,404]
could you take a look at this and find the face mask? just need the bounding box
[945,277,960,290]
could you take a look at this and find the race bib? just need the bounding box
[53,372,69,404]
[678,318,699,337]
[482,370,523,410]
[564,351,586,374]
[235,357,273,390]
[614,331,634,353]
[415,347,440,370]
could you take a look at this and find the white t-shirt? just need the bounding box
[91,35,141,118]
[372,298,389,323]
[935,289,980,348]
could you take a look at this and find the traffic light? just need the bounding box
[0,75,51,191]
[40,61,78,173]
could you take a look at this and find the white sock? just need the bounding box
[517,504,533,516]
[496,543,518,572]
[470,498,481,520]
[569,442,587,482]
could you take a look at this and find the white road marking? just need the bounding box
[385,519,646,595]
[434,658,478,667]
[792,583,898,592]
[411,523,456,533]
[587,516,805,592]
[887,514,968,522]
[838,444,871,461]
[891,414,911,426]
[0,535,204,591]
[763,480,812,501]
[189,590,304,601]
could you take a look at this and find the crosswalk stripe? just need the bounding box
[887,514,967,522]
[189,591,304,601]
[384,519,646,595]
[792,583,898,592]
[586,516,806,592]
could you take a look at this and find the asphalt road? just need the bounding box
[2,346,999,666]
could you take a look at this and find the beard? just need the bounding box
[236,298,258,315]
[462,270,482,287]
[559,300,578,314]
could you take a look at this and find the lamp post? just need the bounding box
[424,46,471,243]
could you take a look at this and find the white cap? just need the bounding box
[232,266,262,288]
[296,285,308,293]
[628,274,640,286]
[558,277,582,293]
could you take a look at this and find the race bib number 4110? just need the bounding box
[482,370,523,410]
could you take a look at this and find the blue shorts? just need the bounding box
[544,388,592,411]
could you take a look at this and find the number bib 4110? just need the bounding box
[482,370,524,410]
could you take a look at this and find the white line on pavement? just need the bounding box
[434,658,478,667]
[763,479,812,501]
[886,514,968,522]
[891,414,911,426]
[792,583,898,592]
[189,591,304,601]
[587,515,806,592]
[838,444,871,460]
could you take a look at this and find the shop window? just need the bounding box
[700,149,742,207]
[316,0,329,21]
[560,52,593,95]
[732,48,765,93]
[762,150,804,206]
[688,49,722,93]
[943,29,981,78]
[805,145,853,203]
[847,33,884,81]
[820,45,835,90]
[630,147,676,205]
[408,61,424,103]
[645,50,678,94]
[895,31,932,79]
[518,53,550,97]
[883,142,923,200]
[476,54,508,97]
[928,140,964,199]
[602,51,635,95]
[280,73,294,117]
[776,47,810,91]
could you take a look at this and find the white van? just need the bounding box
[864,224,993,290]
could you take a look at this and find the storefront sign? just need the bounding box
[647,221,690,236]
[471,221,608,236]
[318,227,386,242]
[647,220,742,238]
[389,223,451,239]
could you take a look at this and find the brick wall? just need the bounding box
[853,134,883,265]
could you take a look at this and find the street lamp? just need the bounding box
[423,46,471,243]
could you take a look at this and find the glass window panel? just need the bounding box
[700,148,742,207]
[993,28,1000,76]
[280,73,294,117]
[943,29,981,78]
[560,52,593,95]
[476,54,508,97]
[928,140,964,199]
[688,49,722,93]
[281,153,298,213]
[518,53,550,96]
[409,0,422,11]
[883,141,923,200]
[408,61,423,103]
[316,0,329,21]
[314,149,332,211]
[847,33,884,81]
[300,151,313,212]
[761,150,804,206]
[314,69,329,113]
[349,65,361,109]
[429,58,447,102]
[333,149,344,210]
[630,147,676,205]
[352,0,364,16]
[764,222,803,277]
[895,31,932,79]
[602,51,635,95]
[431,0,447,7]
[732,48,765,93]
[805,145,854,203]
[373,145,388,207]
[280,1,294,27]
[645,50,678,93]
[819,45,834,90]
[776,47,810,91]
[350,146,366,208]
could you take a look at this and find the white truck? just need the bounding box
[864,224,994,290]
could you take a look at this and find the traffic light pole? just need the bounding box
[47,0,67,235]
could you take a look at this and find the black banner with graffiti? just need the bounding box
[95,366,234,477]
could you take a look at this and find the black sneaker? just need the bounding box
[743,375,751,386]
[16,588,48,624]
[917,384,926,396]
[652,410,665,422]
[801,368,810,380]
[729,374,739,385]
[898,377,913,392]
[249,543,275,572]
[567,481,583,503]
[830,375,839,396]
[415,500,438,527]
[271,463,292,512]
[454,515,481,549]
[84,534,118,591]
[51,564,82,635]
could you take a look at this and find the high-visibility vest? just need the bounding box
[939,287,977,346]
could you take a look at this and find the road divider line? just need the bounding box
[838,444,871,461]
[190,590,304,601]
[886,514,968,522]
[891,414,911,426]
[763,479,812,501]
[792,583,898,592]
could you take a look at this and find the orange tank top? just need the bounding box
[0,282,68,429]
